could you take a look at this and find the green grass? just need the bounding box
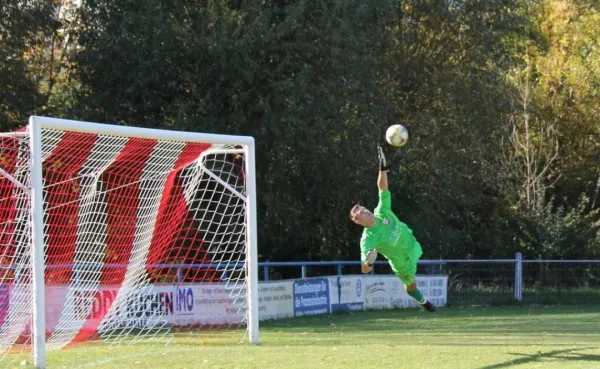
[448,287,600,307]
[15,305,600,369]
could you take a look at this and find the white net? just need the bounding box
[0,133,32,363]
[0,124,252,364]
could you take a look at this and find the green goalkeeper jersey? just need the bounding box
[360,190,423,275]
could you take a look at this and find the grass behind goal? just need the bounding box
[22,305,600,369]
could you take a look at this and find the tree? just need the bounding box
[0,0,56,130]
[71,0,391,263]
[504,60,559,212]
[532,0,600,207]
[374,0,530,258]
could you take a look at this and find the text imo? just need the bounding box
[176,287,194,312]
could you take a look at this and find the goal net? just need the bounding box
[0,117,258,367]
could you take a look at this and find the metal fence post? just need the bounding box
[515,252,523,301]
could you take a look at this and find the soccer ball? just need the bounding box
[385,124,409,147]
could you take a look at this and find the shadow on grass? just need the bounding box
[449,288,600,307]
[260,305,600,335]
[477,347,600,369]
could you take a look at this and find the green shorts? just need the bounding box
[394,261,418,285]
[389,242,423,285]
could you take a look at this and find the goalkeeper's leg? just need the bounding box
[405,280,436,312]
[398,266,437,312]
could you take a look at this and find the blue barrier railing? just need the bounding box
[20,254,600,302]
[29,260,450,282]
[258,260,448,280]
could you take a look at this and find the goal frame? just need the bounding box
[28,116,259,368]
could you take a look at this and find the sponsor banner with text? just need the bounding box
[258,281,294,320]
[363,275,448,310]
[16,275,447,333]
[328,276,364,312]
[293,278,330,317]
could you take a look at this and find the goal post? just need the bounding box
[30,117,46,368]
[0,116,259,369]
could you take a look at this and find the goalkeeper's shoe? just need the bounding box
[420,300,437,313]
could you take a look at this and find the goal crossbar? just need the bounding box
[33,116,255,146]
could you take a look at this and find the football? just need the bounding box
[385,124,409,147]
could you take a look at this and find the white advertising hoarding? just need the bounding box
[258,281,294,320]
[363,275,448,310]
[44,284,246,332]
[19,274,448,333]
[43,281,296,331]
[328,276,364,312]
[363,276,392,309]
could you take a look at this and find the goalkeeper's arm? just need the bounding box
[377,170,388,191]
[378,145,402,191]
[361,263,372,274]
[362,249,377,274]
[377,145,390,191]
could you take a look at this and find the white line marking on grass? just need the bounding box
[71,348,193,368]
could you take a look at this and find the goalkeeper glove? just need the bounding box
[366,249,378,266]
[378,144,402,172]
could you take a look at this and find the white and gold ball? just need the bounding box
[385,124,409,147]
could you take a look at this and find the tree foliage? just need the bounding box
[0,0,57,130]
[1,0,599,263]
[531,0,600,207]
[506,0,600,258]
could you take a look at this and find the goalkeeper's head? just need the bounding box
[350,204,376,227]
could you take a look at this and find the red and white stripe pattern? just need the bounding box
[0,127,248,353]
[0,133,32,356]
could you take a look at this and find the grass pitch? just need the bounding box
[22,305,600,369]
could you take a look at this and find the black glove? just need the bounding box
[378,144,402,172]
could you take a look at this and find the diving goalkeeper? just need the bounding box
[349,145,436,312]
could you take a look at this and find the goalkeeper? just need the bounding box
[349,145,436,312]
